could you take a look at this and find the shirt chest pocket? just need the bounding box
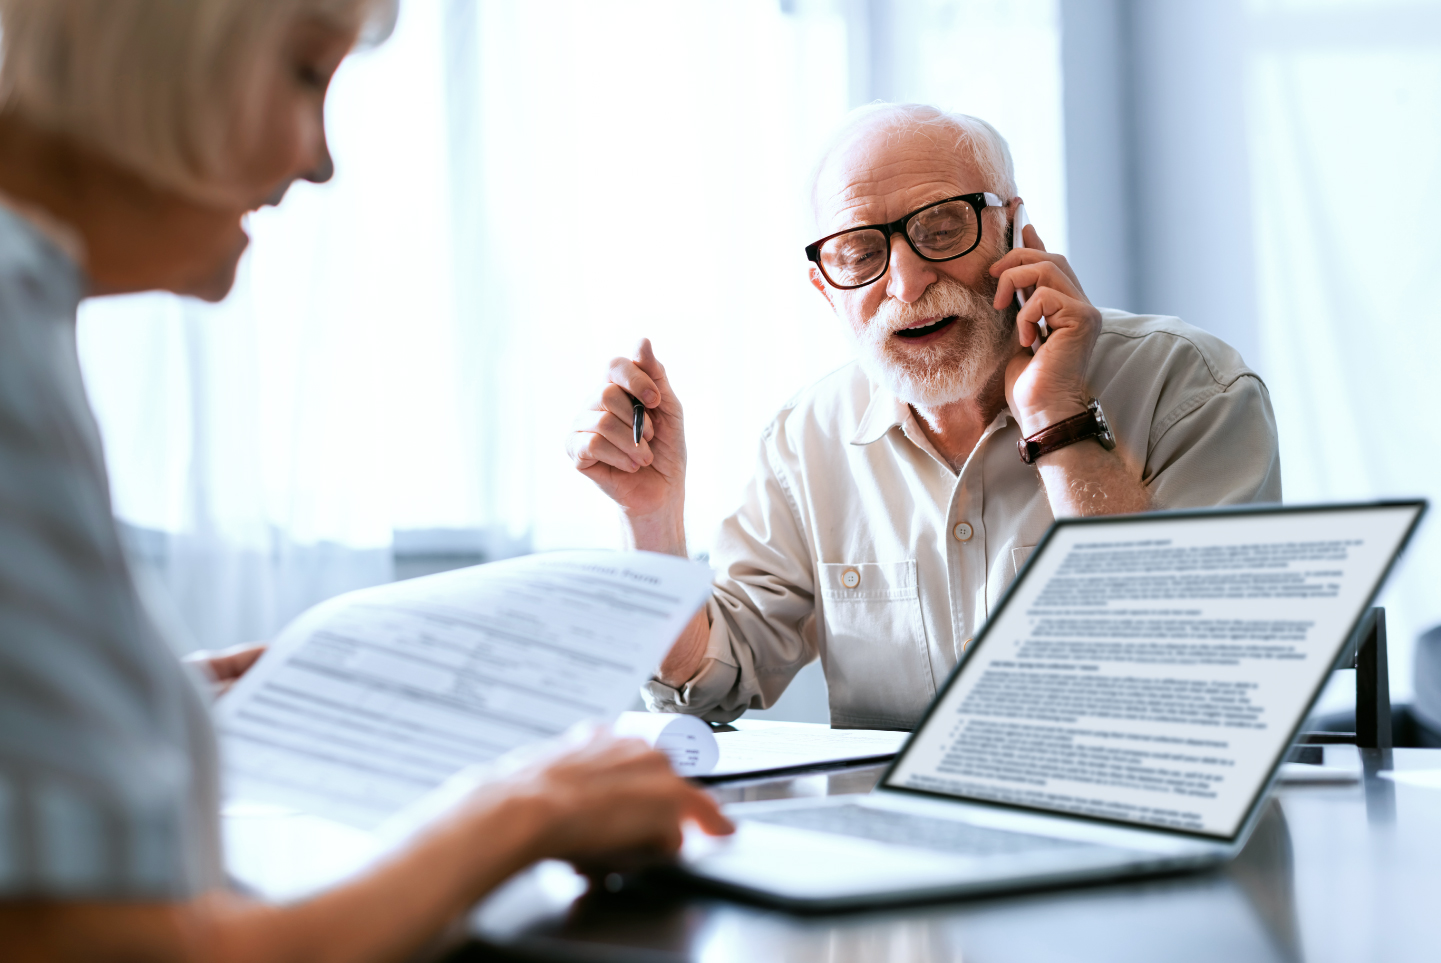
[817,559,934,691]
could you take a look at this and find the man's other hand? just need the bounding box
[566,338,689,556]
[988,224,1104,438]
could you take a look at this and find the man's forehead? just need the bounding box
[816,126,986,232]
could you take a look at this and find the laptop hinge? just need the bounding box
[1295,606,1391,750]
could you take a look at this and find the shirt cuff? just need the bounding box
[640,598,747,723]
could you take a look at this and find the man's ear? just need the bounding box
[808,266,835,310]
[1003,195,1024,248]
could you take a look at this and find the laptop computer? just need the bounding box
[678,501,1425,909]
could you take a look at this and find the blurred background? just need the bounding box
[77,0,1441,722]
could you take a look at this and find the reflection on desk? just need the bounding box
[447,749,1441,963]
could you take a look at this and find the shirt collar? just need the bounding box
[849,376,1018,469]
[850,379,1016,443]
[850,379,911,445]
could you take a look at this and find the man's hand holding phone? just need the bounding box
[990,218,1104,439]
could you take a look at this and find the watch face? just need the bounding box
[1089,398,1118,450]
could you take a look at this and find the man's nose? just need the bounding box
[884,235,938,304]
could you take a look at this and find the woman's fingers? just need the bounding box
[214,643,267,679]
[513,734,733,867]
[583,740,734,837]
[183,643,268,697]
[682,785,735,836]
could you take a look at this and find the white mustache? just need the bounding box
[846,275,1014,410]
[866,279,998,339]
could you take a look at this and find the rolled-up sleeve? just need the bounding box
[643,423,819,722]
[1145,374,1282,508]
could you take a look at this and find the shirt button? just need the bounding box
[952,521,974,542]
[841,567,861,589]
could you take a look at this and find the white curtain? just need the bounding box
[448,0,1067,556]
[1246,0,1441,700]
[79,0,469,648]
[77,0,1067,655]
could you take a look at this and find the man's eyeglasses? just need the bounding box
[804,192,1005,290]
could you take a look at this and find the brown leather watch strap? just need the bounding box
[1017,399,1116,465]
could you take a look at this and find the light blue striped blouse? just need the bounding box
[0,205,223,897]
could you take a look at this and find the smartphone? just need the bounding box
[1012,203,1049,353]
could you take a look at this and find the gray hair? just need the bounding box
[809,102,1018,230]
[0,0,394,203]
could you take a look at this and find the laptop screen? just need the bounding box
[884,502,1424,841]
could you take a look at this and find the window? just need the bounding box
[77,0,1068,655]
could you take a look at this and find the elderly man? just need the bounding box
[567,103,1280,730]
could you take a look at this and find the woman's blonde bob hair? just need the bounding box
[0,0,392,203]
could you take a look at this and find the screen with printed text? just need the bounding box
[887,504,1422,839]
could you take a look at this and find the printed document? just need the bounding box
[615,715,906,779]
[215,551,713,829]
[888,505,1420,837]
[707,722,907,779]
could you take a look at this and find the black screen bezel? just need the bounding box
[878,499,1427,842]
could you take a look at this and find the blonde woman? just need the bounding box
[0,1,730,959]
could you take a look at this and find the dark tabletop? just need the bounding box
[449,748,1441,963]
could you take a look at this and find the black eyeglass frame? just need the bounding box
[804,191,1006,290]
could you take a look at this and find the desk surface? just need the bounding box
[450,748,1441,963]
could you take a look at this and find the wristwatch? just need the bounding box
[1017,398,1116,465]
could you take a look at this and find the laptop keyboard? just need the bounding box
[743,803,1094,858]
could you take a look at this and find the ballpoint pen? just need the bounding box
[627,392,644,447]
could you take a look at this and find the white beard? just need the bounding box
[847,276,1015,409]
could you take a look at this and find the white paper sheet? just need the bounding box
[613,711,720,776]
[705,721,908,779]
[215,551,713,829]
[611,714,905,778]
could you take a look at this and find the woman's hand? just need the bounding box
[483,727,733,874]
[183,642,267,697]
[0,726,735,963]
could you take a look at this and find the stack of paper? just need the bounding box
[709,721,908,779]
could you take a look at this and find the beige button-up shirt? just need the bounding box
[644,311,1282,730]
